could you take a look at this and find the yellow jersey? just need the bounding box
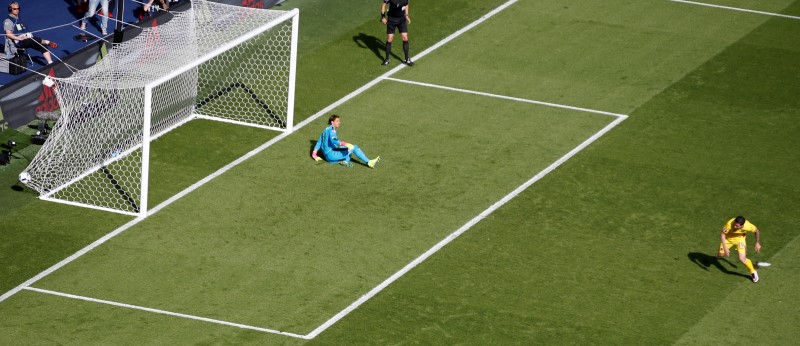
[722,218,757,238]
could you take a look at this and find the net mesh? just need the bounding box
[23,0,296,215]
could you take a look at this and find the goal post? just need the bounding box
[21,1,299,217]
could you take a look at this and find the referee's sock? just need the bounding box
[385,42,392,61]
[403,41,409,61]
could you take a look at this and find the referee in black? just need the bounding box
[380,0,413,66]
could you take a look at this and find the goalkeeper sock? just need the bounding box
[385,42,392,60]
[744,258,755,273]
[352,145,370,164]
[403,41,409,60]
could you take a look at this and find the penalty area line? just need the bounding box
[671,0,800,20]
[305,113,628,339]
[383,77,626,118]
[22,287,309,339]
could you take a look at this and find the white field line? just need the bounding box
[0,216,144,303]
[21,287,308,339]
[305,113,628,339]
[0,0,521,337]
[671,0,800,20]
[383,77,626,118]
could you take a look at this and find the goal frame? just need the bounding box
[37,7,299,218]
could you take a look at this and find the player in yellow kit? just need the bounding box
[718,216,762,283]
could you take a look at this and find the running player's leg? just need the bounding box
[735,239,756,275]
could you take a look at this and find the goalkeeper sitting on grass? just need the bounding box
[311,114,381,168]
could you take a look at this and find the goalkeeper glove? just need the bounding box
[342,142,355,150]
[312,151,322,162]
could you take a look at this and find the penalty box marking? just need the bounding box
[382,77,626,118]
[304,80,628,339]
[671,0,800,20]
[3,0,631,339]
[3,0,630,339]
[18,79,629,341]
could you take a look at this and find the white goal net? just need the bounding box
[21,0,298,216]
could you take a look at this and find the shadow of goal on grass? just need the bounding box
[688,252,750,279]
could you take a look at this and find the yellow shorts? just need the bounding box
[718,236,746,255]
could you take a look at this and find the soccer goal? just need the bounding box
[21,0,298,217]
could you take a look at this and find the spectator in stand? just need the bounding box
[137,0,170,21]
[144,0,171,12]
[4,2,57,65]
[80,0,110,35]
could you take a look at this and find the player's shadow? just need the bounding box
[353,33,402,63]
[353,33,383,60]
[687,252,750,279]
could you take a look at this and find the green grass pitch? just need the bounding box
[1,0,799,344]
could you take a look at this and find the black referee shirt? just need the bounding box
[384,0,409,18]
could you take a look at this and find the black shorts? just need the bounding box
[16,38,47,53]
[386,16,407,34]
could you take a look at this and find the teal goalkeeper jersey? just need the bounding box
[313,125,341,154]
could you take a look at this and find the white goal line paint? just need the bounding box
[383,77,626,118]
[21,287,309,339]
[0,217,143,303]
[305,112,628,339]
[671,0,800,20]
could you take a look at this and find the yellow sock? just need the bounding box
[744,259,755,273]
